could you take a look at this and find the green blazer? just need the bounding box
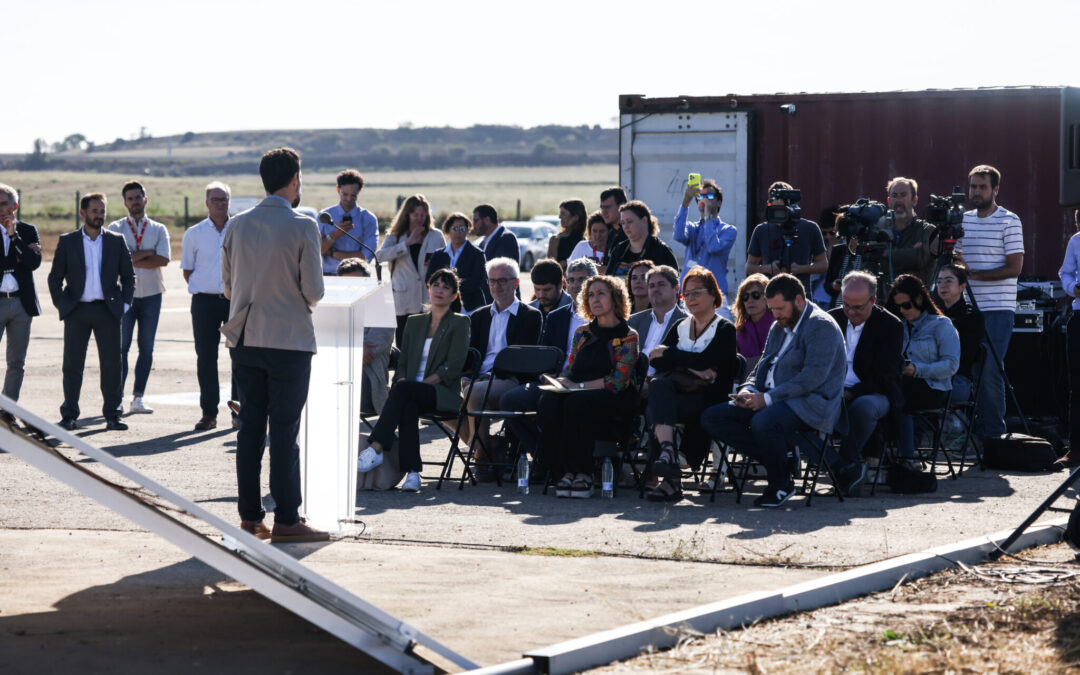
[397,312,471,412]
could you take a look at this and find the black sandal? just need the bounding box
[646,476,682,502]
[650,441,681,480]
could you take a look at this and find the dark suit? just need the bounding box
[469,301,542,366]
[48,228,135,421]
[481,226,520,263]
[426,241,488,312]
[540,304,574,355]
[829,304,904,463]
[0,221,42,400]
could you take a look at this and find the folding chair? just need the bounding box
[908,345,987,480]
[458,345,565,489]
[360,346,400,433]
[702,354,749,503]
[411,347,481,489]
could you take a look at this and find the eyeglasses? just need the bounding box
[449,225,469,233]
[898,301,915,310]
[488,277,516,287]
[741,290,763,302]
[684,289,712,300]
[694,193,717,202]
[843,299,873,312]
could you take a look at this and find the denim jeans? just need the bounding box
[700,400,803,491]
[974,310,1013,439]
[834,393,889,468]
[121,293,163,397]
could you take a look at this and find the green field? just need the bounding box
[3,165,619,233]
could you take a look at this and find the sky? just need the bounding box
[3,0,1077,153]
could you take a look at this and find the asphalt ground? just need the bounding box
[0,262,1075,672]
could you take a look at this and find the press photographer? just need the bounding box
[746,182,827,290]
[886,177,939,287]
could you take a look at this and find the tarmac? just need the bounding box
[0,262,1075,672]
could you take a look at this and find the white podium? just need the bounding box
[299,277,396,531]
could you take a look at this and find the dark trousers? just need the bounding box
[191,293,237,417]
[369,379,438,473]
[646,377,710,468]
[500,382,544,457]
[121,292,162,396]
[231,344,312,524]
[1069,313,1080,451]
[700,401,804,491]
[61,301,122,420]
[539,389,629,475]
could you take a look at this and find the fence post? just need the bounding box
[75,191,80,229]
[516,199,521,221]
[396,195,405,210]
[184,196,189,229]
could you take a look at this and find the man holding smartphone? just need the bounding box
[676,175,737,296]
[318,169,378,274]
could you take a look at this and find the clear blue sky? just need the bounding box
[4,0,1076,153]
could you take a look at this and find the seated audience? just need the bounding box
[528,258,572,318]
[425,212,487,313]
[627,260,655,315]
[826,271,904,495]
[646,266,737,501]
[547,199,588,267]
[628,265,685,377]
[356,269,470,492]
[569,211,609,265]
[338,258,395,415]
[932,263,984,403]
[885,274,960,464]
[700,274,846,507]
[541,275,639,498]
[606,200,678,277]
[459,257,542,472]
[732,273,774,373]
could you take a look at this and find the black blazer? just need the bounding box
[426,241,489,312]
[48,228,135,320]
[650,315,738,406]
[540,303,573,355]
[469,301,542,365]
[606,236,679,277]
[829,304,905,436]
[482,226,520,263]
[4,221,42,316]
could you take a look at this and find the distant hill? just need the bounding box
[6,125,617,176]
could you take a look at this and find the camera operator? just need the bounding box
[954,164,1024,444]
[746,181,827,291]
[886,177,938,288]
[825,200,892,307]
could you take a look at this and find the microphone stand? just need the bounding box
[319,213,381,282]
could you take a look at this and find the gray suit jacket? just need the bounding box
[221,196,324,352]
[746,301,846,434]
[628,305,688,346]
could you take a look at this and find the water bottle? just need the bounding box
[601,457,614,498]
[517,453,530,495]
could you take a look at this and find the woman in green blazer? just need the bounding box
[357,268,470,492]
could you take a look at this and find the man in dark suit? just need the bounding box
[827,270,904,494]
[627,265,686,376]
[459,256,541,469]
[0,184,42,410]
[48,193,135,431]
[473,203,520,262]
[425,212,488,312]
[221,147,326,543]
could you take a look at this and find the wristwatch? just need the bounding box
[578,382,584,390]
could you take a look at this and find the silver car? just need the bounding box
[502,221,558,271]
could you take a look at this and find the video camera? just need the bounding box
[766,187,802,240]
[836,198,891,247]
[926,186,966,250]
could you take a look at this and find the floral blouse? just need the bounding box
[561,320,639,394]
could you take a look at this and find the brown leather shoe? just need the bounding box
[271,519,330,543]
[195,415,217,430]
[240,519,271,540]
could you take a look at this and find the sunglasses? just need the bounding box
[694,192,717,202]
[449,225,469,233]
[898,301,915,310]
[741,290,763,302]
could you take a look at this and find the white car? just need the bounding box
[502,221,558,271]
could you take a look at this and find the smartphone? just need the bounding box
[688,173,701,190]
[728,392,740,401]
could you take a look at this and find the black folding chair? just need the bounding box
[412,347,482,489]
[458,345,565,488]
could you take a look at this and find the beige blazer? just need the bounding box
[378,229,446,315]
[221,196,324,352]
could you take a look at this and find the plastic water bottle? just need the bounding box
[601,457,614,498]
[517,454,530,495]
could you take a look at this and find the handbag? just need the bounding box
[657,368,709,394]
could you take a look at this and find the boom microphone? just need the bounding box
[318,212,381,281]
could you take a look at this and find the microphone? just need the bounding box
[319,212,381,282]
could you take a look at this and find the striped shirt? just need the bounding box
[959,206,1024,312]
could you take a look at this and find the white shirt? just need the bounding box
[80,228,105,302]
[844,321,865,388]
[0,228,19,292]
[564,311,587,370]
[415,338,433,382]
[107,216,171,298]
[568,239,605,264]
[761,304,810,406]
[481,299,520,374]
[959,206,1024,312]
[643,305,677,376]
[445,242,465,269]
[181,217,229,294]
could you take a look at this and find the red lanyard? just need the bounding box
[126,216,147,250]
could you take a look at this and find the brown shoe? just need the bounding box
[195,415,217,430]
[240,519,271,540]
[271,519,330,543]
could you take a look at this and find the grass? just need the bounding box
[515,546,598,558]
[3,165,618,233]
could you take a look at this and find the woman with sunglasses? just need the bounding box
[425,212,487,313]
[931,263,984,403]
[732,273,774,373]
[675,178,737,297]
[886,274,960,465]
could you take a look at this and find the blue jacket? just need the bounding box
[902,311,960,392]
[673,206,737,296]
[426,240,488,312]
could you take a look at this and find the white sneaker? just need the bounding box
[357,446,384,473]
[130,397,153,414]
[401,472,421,492]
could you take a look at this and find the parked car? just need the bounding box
[501,221,557,271]
[530,214,560,228]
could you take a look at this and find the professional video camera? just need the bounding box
[926,186,966,255]
[835,198,891,251]
[766,187,802,237]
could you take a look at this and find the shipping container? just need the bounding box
[619,87,1080,293]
